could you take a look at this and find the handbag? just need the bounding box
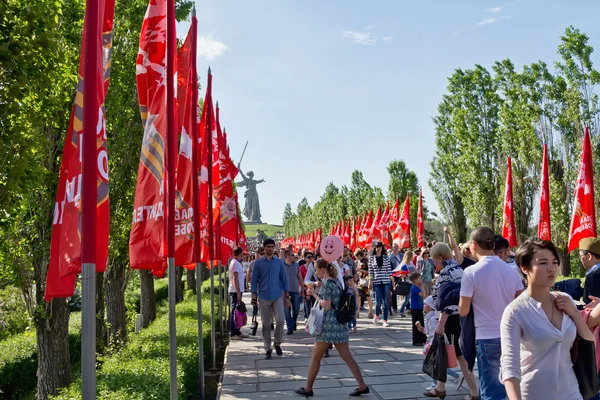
[250,305,259,336]
[308,301,324,336]
[236,300,247,313]
[394,281,411,296]
[446,335,458,369]
[571,335,598,400]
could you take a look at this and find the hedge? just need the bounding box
[0,312,82,398]
[52,279,223,399]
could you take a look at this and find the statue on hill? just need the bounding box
[237,164,264,224]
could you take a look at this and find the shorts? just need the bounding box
[359,288,370,297]
[444,314,462,357]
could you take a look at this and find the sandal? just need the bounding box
[294,387,313,396]
[423,389,446,399]
[349,386,370,396]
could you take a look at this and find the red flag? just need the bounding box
[362,210,374,246]
[538,144,551,241]
[129,0,174,271]
[198,71,217,264]
[45,0,115,300]
[389,198,400,231]
[343,220,351,247]
[371,206,382,242]
[350,217,356,250]
[502,157,518,247]
[393,195,410,249]
[568,127,597,251]
[381,201,391,247]
[417,189,425,248]
[174,22,195,268]
[315,228,322,250]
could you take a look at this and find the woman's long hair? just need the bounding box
[315,258,339,278]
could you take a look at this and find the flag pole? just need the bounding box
[166,0,178,397]
[206,68,218,372]
[215,101,224,348]
[81,0,100,396]
[189,8,205,398]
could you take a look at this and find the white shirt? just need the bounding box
[228,259,245,294]
[500,292,582,400]
[460,255,524,339]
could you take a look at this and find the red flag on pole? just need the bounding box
[371,206,382,242]
[538,144,551,241]
[502,157,518,247]
[568,127,597,251]
[129,0,171,271]
[174,23,196,268]
[45,0,115,300]
[315,228,322,250]
[343,220,351,247]
[417,189,425,248]
[393,195,410,249]
[363,209,374,246]
[389,198,400,232]
[381,201,391,248]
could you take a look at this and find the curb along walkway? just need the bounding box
[219,294,470,400]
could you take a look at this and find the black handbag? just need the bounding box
[250,305,259,336]
[571,335,598,400]
[236,301,247,313]
[394,282,411,296]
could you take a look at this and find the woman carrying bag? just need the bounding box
[500,238,595,400]
[369,242,393,327]
[295,258,369,397]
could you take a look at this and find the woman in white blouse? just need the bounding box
[500,238,594,400]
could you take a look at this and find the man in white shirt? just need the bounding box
[229,246,248,340]
[458,227,524,400]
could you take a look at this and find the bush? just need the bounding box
[53,290,222,399]
[0,286,32,340]
[0,312,82,398]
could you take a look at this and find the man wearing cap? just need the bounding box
[579,237,600,304]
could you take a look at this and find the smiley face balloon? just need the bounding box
[320,235,343,262]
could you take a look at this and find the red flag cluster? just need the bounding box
[282,191,427,253]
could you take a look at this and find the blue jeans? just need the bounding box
[284,292,300,332]
[229,293,241,336]
[400,295,410,313]
[373,283,391,320]
[347,317,357,329]
[476,338,506,400]
[432,368,460,384]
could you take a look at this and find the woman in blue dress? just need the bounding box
[295,259,370,397]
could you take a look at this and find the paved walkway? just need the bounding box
[219,296,473,400]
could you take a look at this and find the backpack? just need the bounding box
[336,283,357,324]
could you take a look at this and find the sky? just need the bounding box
[176,0,600,226]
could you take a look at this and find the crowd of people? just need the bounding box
[227,229,600,400]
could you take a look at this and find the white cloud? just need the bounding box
[477,18,496,26]
[197,34,228,60]
[485,6,503,13]
[342,30,378,45]
[382,36,393,42]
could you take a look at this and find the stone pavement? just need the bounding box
[219,296,474,400]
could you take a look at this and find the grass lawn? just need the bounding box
[243,223,284,239]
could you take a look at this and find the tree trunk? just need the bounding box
[139,270,156,328]
[186,268,196,294]
[105,264,128,347]
[561,246,571,277]
[176,266,184,303]
[35,298,71,400]
[96,272,106,354]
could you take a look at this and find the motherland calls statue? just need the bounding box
[237,165,265,224]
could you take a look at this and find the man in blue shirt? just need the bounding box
[251,238,291,359]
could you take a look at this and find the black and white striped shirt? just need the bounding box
[368,255,392,285]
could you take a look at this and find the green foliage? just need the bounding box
[0,286,31,340]
[52,289,220,400]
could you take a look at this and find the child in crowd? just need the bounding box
[344,275,359,333]
[418,296,462,392]
[408,272,427,345]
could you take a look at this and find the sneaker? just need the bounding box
[400,312,406,318]
[372,315,379,324]
[231,335,243,340]
[265,350,272,359]
[286,330,294,335]
[382,321,390,327]
[275,345,282,356]
[425,384,436,391]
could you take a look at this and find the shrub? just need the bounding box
[53,290,221,399]
[0,286,32,340]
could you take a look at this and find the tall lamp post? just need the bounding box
[430,212,446,243]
